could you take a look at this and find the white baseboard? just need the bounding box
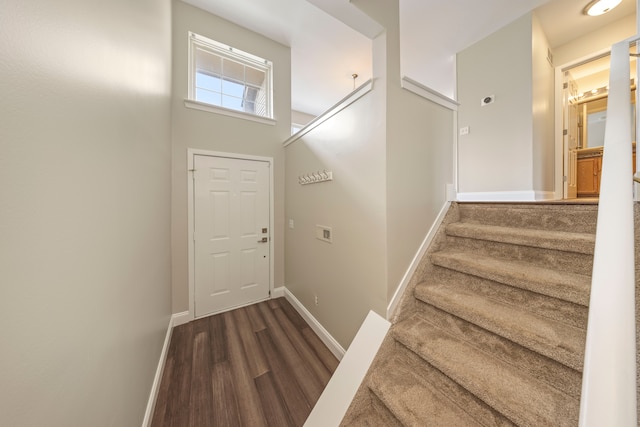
[141,313,178,427]
[303,311,390,427]
[457,190,538,201]
[281,287,346,360]
[387,201,451,319]
[271,286,286,298]
[172,311,190,327]
[535,191,556,201]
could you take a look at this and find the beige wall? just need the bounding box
[292,110,316,127]
[171,1,291,313]
[284,94,389,348]
[285,0,454,347]
[458,12,636,199]
[377,1,454,299]
[457,14,535,195]
[532,13,555,195]
[553,14,636,67]
[0,0,172,425]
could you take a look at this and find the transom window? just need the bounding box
[188,32,273,119]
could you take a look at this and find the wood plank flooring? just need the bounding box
[151,297,339,427]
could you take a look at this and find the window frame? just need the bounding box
[187,32,274,121]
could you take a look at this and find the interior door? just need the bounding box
[564,71,579,199]
[193,155,270,317]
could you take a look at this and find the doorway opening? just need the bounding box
[559,49,637,200]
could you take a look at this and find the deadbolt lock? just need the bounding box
[262,228,268,233]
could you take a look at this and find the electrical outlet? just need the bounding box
[459,126,469,136]
[289,219,294,229]
[314,294,319,306]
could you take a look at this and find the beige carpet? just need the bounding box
[340,202,607,426]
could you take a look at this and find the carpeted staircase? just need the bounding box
[341,202,600,426]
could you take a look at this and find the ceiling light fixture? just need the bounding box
[583,0,622,16]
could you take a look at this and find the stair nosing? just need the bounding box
[414,280,585,371]
[393,314,580,427]
[409,297,584,398]
[446,222,595,255]
[368,354,482,426]
[430,250,591,306]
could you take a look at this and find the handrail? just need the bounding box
[579,38,637,426]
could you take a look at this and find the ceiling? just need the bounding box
[183,0,636,117]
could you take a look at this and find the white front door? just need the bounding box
[193,155,270,317]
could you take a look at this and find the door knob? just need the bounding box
[258,237,268,243]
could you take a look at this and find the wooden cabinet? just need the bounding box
[576,146,636,197]
[577,156,601,197]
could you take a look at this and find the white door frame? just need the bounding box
[554,48,611,200]
[187,148,275,321]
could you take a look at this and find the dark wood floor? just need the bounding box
[151,297,339,427]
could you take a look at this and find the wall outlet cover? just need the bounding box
[316,225,332,243]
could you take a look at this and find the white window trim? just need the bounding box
[184,99,276,125]
[187,32,274,121]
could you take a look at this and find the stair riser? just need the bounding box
[408,301,583,399]
[445,223,595,255]
[368,354,483,425]
[340,387,403,427]
[415,281,586,371]
[393,343,516,427]
[458,204,598,234]
[368,390,403,426]
[443,235,594,276]
[426,267,588,329]
[431,252,591,307]
[393,316,580,426]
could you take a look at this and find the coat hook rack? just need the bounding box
[298,169,333,185]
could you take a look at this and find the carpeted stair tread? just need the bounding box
[393,342,517,427]
[412,301,583,399]
[368,354,483,426]
[393,315,580,426]
[340,203,596,425]
[428,267,588,329]
[457,203,598,234]
[430,251,591,306]
[415,280,585,370]
[446,222,595,254]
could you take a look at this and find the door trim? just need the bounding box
[187,148,274,321]
[554,48,611,200]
